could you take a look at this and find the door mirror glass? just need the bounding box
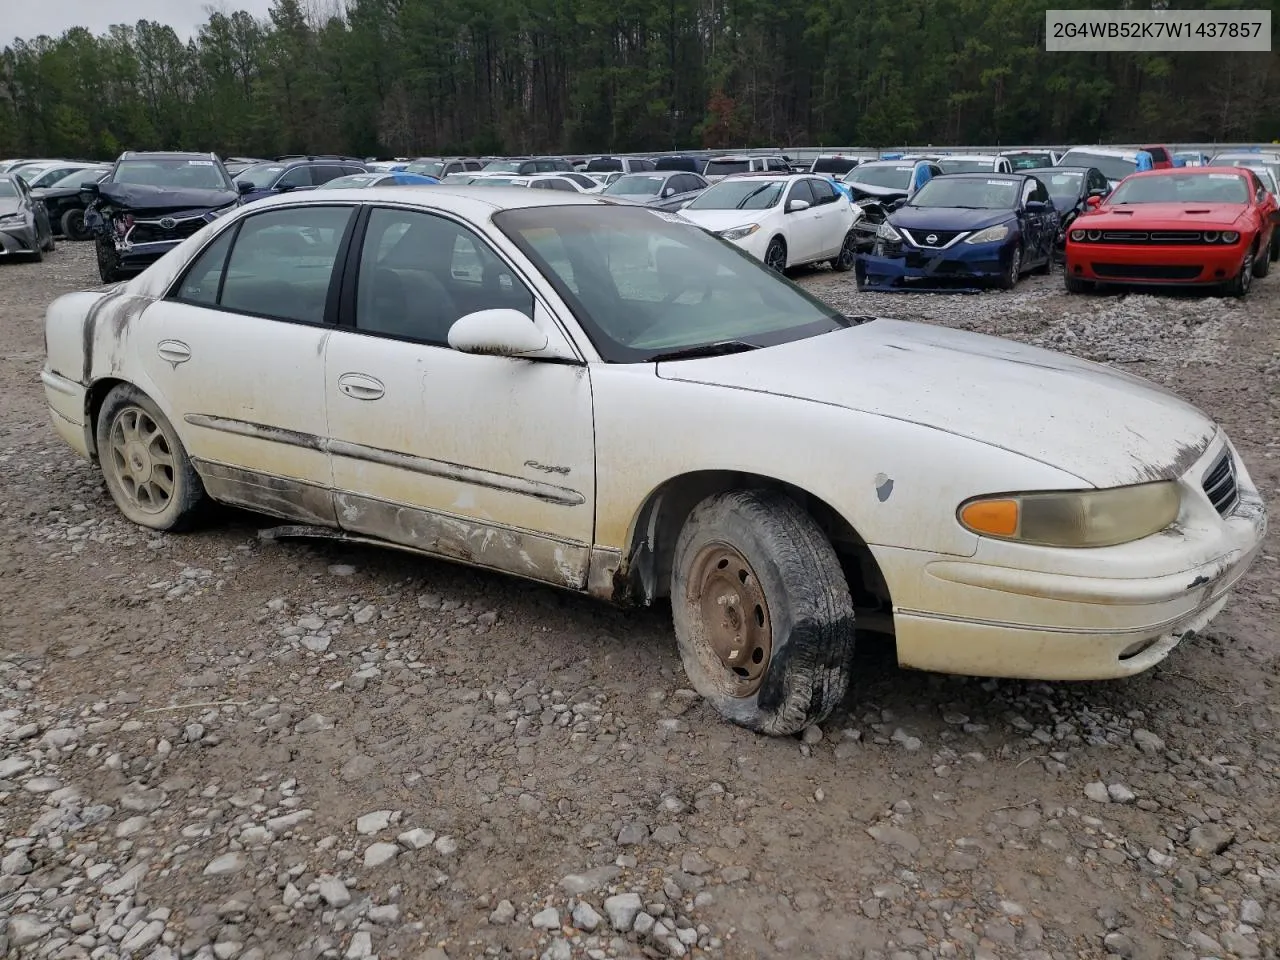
[448,309,548,357]
[1086,195,1103,209]
[237,181,255,194]
[1024,200,1047,212]
[786,199,811,213]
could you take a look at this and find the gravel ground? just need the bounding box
[1,244,1278,960]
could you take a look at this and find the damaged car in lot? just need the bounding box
[40,190,1267,736]
[0,172,56,262]
[85,151,241,283]
[856,172,1058,291]
[34,165,111,241]
[1065,167,1278,297]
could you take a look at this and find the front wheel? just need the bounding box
[62,208,89,241]
[671,489,856,736]
[96,385,206,530]
[96,237,123,284]
[1225,247,1255,297]
[764,237,787,274]
[1000,245,1022,290]
[830,231,857,272]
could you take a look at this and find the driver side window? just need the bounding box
[277,166,311,189]
[787,180,816,207]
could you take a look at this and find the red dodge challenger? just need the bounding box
[1064,167,1280,297]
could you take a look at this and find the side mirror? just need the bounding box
[237,181,254,194]
[786,199,811,213]
[890,198,907,210]
[662,186,675,198]
[448,309,548,357]
[1086,195,1103,209]
[275,183,297,193]
[1024,200,1047,212]
[1088,187,1109,198]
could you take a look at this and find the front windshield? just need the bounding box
[937,158,995,174]
[0,178,18,198]
[494,206,851,363]
[1041,171,1084,206]
[705,159,750,176]
[908,177,1019,209]
[1108,172,1249,204]
[843,164,913,189]
[324,175,381,189]
[686,180,784,210]
[407,161,444,177]
[481,160,522,173]
[114,158,233,190]
[50,168,107,190]
[1059,151,1136,182]
[1004,153,1054,169]
[604,176,666,197]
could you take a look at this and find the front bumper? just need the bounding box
[855,238,1009,292]
[1066,242,1247,285]
[113,239,182,273]
[873,436,1268,680]
[0,223,39,256]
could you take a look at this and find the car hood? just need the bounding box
[98,182,239,213]
[657,319,1217,488]
[889,205,1015,232]
[1082,202,1246,228]
[845,182,910,203]
[679,208,775,231]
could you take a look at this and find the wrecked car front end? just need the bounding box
[855,224,1014,292]
[87,183,239,282]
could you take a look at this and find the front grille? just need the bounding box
[1091,263,1202,280]
[1097,230,1207,244]
[902,228,965,248]
[1202,450,1239,517]
[130,217,206,245]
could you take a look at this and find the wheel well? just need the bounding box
[620,471,893,628]
[84,377,129,459]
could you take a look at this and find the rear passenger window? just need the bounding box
[172,229,235,305]
[809,178,837,204]
[277,166,311,189]
[217,207,353,323]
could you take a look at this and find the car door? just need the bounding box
[135,204,357,525]
[1028,177,1057,261]
[321,204,597,588]
[806,177,845,258]
[15,176,51,243]
[1016,179,1044,262]
[781,179,824,263]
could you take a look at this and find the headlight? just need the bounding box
[957,481,1181,547]
[718,223,760,241]
[1221,230,1240,243]
[965,224,1010,244]
[1069,229,1086,241]
[876,222,902,241]
[1203,231,1219,243]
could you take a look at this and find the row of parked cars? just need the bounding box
[4,146,1279,296]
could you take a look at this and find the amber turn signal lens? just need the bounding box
[959,499,1019,537]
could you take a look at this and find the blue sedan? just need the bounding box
[322,172,440,189]
[855,172,1059,292]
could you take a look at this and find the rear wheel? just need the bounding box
[764,237,787,274]
[671,489,856,736]
[830,231,857,272]
[96,385,205,530]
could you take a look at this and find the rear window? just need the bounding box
[1059,150,1136,182]
[586,158,623,172]
[705,159,750,176]
[811,157,858,175]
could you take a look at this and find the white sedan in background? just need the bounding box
[41,188,1266,736]
[679,173,860,272]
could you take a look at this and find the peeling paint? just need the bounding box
[874,473,894,502]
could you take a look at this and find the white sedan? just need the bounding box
[42,188,1267,736]
[679,173,859,273]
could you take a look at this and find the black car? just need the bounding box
[84,151,241,283]
[1035,166,1111,255]
[33,165,110,240]
[234,157,369,203]
[0,173,56,263]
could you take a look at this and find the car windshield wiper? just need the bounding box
[735,185,774,209]
[648,340,760,363]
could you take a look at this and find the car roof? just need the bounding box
[933,171,1031,181]
[857,158,924,166]
[1036,166,1094,173]
[119,151,217,161]
[1061,146,1141,158]
[293,185,605,212]
[1122,166,1250,180]
[940,154,1000,161]
[1213,151,1280,160]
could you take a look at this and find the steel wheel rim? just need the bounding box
[766,243,785,272]
[107,406,176,514]
[686,542,773,698]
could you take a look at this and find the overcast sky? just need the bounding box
[3,0,278,46]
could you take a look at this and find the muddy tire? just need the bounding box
[96,236,123,284]
[829,231,857,272]
[96,384,205,531]
[671,489,855,736]
[62,208,89,241]
[764,237,787,274]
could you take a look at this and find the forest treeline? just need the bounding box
[2,0,1279,161]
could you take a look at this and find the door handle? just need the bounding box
[157,340,191,364]
[338,372,385,401]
